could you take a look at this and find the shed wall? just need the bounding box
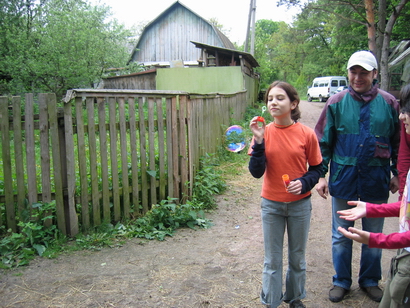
[156,67,243,94]
[132,6,224,64]
[156,66,259,103]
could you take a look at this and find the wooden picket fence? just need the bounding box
[0,89,249,236]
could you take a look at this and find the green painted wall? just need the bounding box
[156,66,247,93]
[156,66,244,90]
[156,66,259,103]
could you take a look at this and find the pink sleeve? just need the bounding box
[366,201,408,249]
[366,201,401,218]
[369,231,410,249]
[398,121,410,199]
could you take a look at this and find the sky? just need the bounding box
[93,0,301,45]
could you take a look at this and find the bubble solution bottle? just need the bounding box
[282,174,290,190]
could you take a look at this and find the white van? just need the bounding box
[307,76,348,102]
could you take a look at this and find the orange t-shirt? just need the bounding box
[248,122,322,202]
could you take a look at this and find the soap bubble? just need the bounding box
[224,125,246,152]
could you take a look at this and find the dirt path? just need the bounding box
[0,101,399,308]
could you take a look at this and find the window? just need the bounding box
[340,80,347,86]
[331,80,338,87]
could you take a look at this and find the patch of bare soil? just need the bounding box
[0,101,398,308]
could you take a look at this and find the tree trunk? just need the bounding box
[364,0,376,53]
[375,0,386,62]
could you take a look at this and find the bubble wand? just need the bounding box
[256,106,266,123]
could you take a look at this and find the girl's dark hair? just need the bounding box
[264,81,301,121]
[399,84,410,113]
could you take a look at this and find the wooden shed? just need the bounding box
[129,1,235,67]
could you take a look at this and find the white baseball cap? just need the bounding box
[347,51,378,71]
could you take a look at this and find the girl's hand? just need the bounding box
[287,180,302,195]
[337,201,367,220]
[338,226,370,245]
[249,116,265,144]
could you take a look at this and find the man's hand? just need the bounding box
[315,177,328,199]
[338,226,370,245]
[390,175,399,194]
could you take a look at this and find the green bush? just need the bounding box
[0,153,224,268]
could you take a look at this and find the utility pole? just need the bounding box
[244,0,256,55]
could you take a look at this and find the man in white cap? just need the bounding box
[314,51,400,303]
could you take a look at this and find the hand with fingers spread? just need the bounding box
[337,201,367,221]
[337,226,370,245]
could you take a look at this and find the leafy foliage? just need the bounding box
[111,198,211,241]
[253,19,282,89]
[0,153,225,268]
[252,0,410,93]
[192,154,227,210]
[0,201,64,268]
[0,0,133,96]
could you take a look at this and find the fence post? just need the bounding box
[54,97,79,236]
[63,98,79,236]
[0,97,16,231]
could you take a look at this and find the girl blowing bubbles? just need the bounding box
[337,83,410,308]
[248,81,323,308]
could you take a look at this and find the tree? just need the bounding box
[1,0,133,97]
[278,0,410,90]
[253,19,281,89]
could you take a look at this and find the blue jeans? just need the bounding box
[260,197,312,307]
[332,197,385,289]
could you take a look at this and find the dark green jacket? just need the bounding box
[315,85,400,201]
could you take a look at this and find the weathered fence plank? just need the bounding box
[25,94,38,210]
[12,97,25,221]
[63,100,79,236]
[97,97,111,222]
[156,98,166,201]
[75,96,90,230]
[147,98,157,206]
[109,97,120,221]
[47,93,66,235]
[165,98,174,199]
[179,95,188,202]
[138,97,149,213]
[0,97,14,231]
[128,97,140,212]
[39,94,52,226]
[86,97,100,226]
[118,97,130,218]
[171,96,179,198]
